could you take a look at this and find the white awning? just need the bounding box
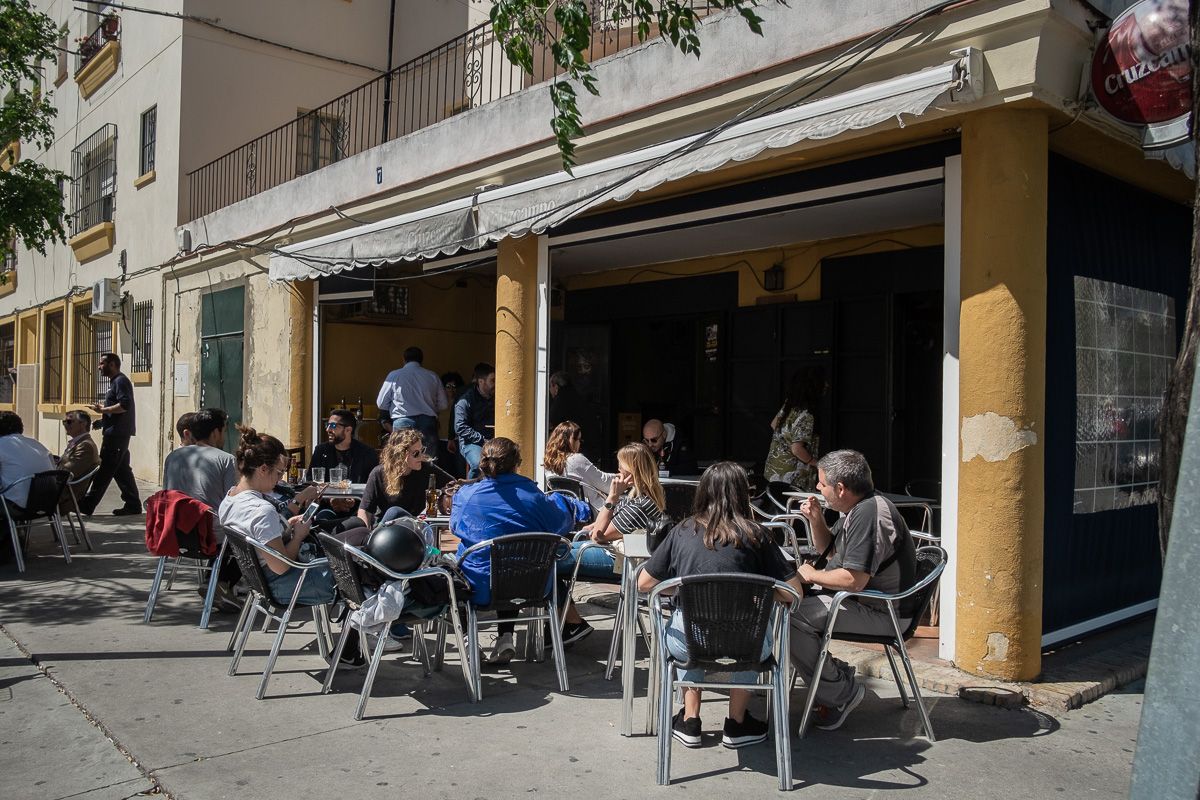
[270,50,978,282]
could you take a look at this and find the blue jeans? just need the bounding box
[394,414,439,453]
[379,506,414,524]
[460,442,483,479]
[664,609,772,684]
[555,540,617,580]
[265,563,337,607]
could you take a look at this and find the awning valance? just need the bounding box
[270,50,978,282]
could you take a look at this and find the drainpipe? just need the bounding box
[381,0,397,142]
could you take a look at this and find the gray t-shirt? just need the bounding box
[163,445,238,513]
[828,493,916,608]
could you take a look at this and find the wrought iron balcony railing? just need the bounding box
[186,4,715,221]
[76,13,120,75]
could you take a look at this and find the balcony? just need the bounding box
[186,3,715,221]
[75,14,121,99]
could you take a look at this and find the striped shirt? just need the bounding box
[612,494,663,536]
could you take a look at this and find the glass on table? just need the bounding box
[329,465,346,486]
[310,467,326,483]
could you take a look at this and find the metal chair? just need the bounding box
[649,573,800,791]
[545,475,585,500]
[62,465,100,552]
[1,470,72,573]
[318,533,475,718]
[662,483,696,521]
[223,530,334,700]
[459,532,569,700]
[142,496,221,626]
[796,545,948,741]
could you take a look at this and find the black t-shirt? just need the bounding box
[103,372,136,437]
[309,439,379,483]
[360,463,447,516]
[644,518,797,584]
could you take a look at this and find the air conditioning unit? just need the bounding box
[92,279,122,319]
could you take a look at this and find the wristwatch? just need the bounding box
[603,501,615,510]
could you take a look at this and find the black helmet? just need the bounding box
[366,518,426,574]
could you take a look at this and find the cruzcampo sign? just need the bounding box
[1090,0,1191,149]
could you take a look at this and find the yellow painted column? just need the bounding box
[957,108,1048,681]
[287,280,314,455]
[495,235,539,478]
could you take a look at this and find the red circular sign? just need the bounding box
[1091,0,1190,126]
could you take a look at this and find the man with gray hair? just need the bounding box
[792,449,917,731]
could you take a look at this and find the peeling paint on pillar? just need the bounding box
[961,412,1038,462]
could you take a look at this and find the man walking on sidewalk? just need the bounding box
[79,353,141,516]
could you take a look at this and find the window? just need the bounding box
[56,27,67,84]
[139,106,156,175]
[2,237,15,274]
[70,123,117,232]
[42,310,64,403]
[295,109,344,176]
[1074,277,1176,514]
[0,322,13,405]
[71,305,112,405]
[131,300,152,373]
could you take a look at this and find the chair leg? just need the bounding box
[143,556,168,623]
[605,591,625,681]
[323,622,354,693]
[883,644,909,708]
[199,542,226,631]
[256,605,294,700]
[548,606,569,693]
[229,602,259,675]
[75,509,94,552]
[468,606,482,702]
[772,666,793,791]
[8,518,25,573]
[51,514,70,564]
[227,595,254,652]
[797,611,841,739]
[433,616,448,672]
[312,606,330,661]
[531,611,546,663]
[887,604,936,742]
[448,606,476,702]
[165,556,180,591]
[656,664,675,786]
[355,629,391,721]
[415,624,433,677]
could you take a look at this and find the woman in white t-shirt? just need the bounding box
[542,421,614,510]
[218,426,337,606]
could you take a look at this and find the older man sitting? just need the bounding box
[57,409,100,514]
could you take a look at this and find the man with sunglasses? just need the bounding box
[309,409,380,486]
[642,418,698,477]
[56,410,100,514]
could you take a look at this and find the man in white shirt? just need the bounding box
[375,346,447,451]
[0,411,56,509]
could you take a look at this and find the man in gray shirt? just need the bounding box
[792,449,916,731]
[162,409,237,521]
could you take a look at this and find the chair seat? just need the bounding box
[671,653,776,673]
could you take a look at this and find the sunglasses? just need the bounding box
[325,421,346,430]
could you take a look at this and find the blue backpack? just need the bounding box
[548,491,594,527]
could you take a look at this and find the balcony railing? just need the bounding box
[186,3,715,221]
[76,14,120,75]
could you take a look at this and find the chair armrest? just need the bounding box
[67,466,101,486]
[0,474,34,494]
[241,535,328,570]
[824,551,947,609]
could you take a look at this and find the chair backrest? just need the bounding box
[663,483,696,520]
[21,470,70,515]
[546,475,584,499]
[675,573,777,671]
[223,530,274,601]
[897,545,947,636]
[317,532,371,606]
[487,533,562,608]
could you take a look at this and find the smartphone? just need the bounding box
[300,502,321,525]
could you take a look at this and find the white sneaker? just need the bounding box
[487,633,516,665]
[366,633,406,653]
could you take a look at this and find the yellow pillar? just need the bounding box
[957,108,1047,681]
[287,281,314,455]
[495,235,539,478]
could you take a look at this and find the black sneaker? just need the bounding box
[112,506,142,516]
[561,620,594,646]
[338,636,367,669]
[671,709,702,748]
[722,711,769,749]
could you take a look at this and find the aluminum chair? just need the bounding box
[662,483,696,521]
[142,502,222,626]
[62,465,100,552]
[649,573,800,791]
[1,470,72,573]
[545,475,585,500]
[223,530,334,700]
[318,533,475,718]
[459,532,570,700]
[796,545,948,741]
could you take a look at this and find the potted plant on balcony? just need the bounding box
[101,12,118,40]
[75,35,98,63]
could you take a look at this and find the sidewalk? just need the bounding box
[0,482,1144,799]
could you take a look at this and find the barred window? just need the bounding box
[42,310,64,403]
[0,322,14,405]
[296,108,344,176]
[71,124,117,233]
[2,237,15,274]
[131,300,152,372]
[139,106,156,175]
[72,305,112,405]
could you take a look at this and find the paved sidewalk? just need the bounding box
[0,483,1145,799]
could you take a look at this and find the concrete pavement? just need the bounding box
[0,484,1144,799]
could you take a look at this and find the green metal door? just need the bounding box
[200,287,245,453]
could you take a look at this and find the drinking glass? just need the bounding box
[310,467,326,483]
[329,466,347,487]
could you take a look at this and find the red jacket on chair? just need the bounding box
[145,490,217,558]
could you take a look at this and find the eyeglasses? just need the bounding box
[643,437,661,445]
[325,421,345,430]
[407,448,426,458]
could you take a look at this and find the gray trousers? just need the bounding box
[789,593,909,707]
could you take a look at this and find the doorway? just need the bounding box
[200,286,245,453]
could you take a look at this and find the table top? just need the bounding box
[320,483,366,498]
[782,490,937,506]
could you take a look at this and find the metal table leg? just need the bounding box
[620,557,637,736]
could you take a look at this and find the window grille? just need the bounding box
[42,310,64,403]
[139,106,157,175]
[0,323,14,405]
[295,109,344,176]
[131,300,152,372]
[70,124,117,233]
[72,305,112,405]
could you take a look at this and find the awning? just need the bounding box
[270,49,979,282]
